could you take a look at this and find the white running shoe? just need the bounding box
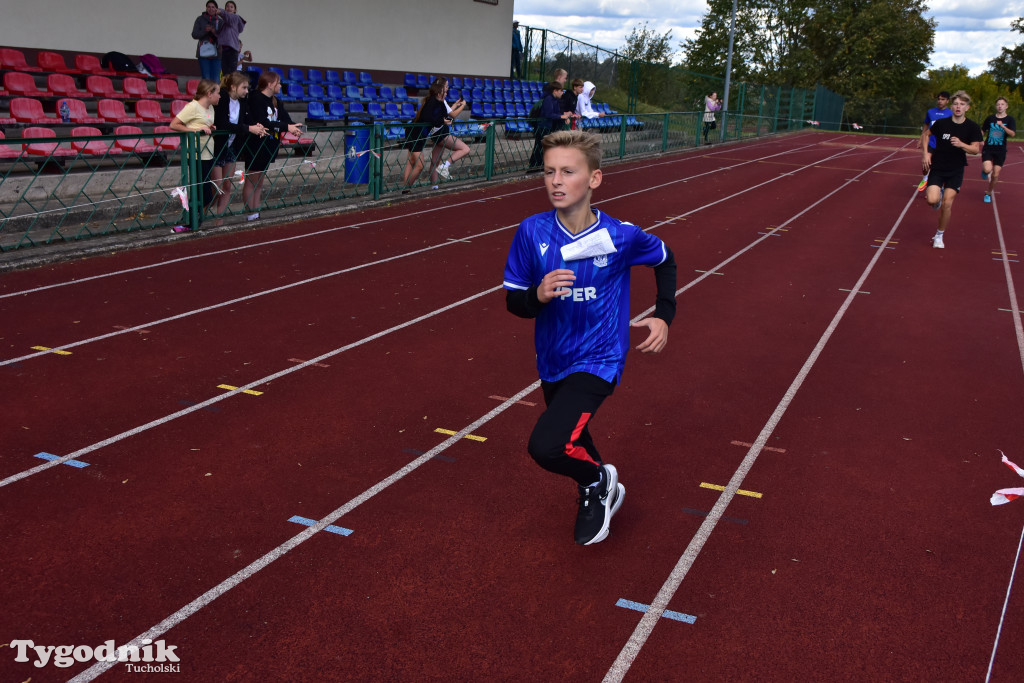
[247,212,260,221]
[437,160,451,180]
[933,233,945,249]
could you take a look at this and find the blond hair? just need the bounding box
[541,129,602,171]
[220,71,248,94]
[951,90,971,106]
[193,78,219,101]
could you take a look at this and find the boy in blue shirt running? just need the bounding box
[503,130,677,545]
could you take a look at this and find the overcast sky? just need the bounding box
[513,0,1024,76]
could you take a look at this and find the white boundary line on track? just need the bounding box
[0,132,837,300]
[1,138,851,368]
[984,191,1024,681]
[602,141,914,682]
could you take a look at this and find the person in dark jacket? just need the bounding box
[210,71,267,219]
[243,71,302,221]
[529,81,572,169]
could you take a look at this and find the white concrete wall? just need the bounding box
[2,0,515,76]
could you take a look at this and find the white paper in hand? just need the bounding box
[560,227,617,262]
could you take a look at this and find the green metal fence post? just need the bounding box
[485,122,495,179]
[663,113,669,152]
[372,123,383,201]
[619,113,627,158]
[188,132,201,231]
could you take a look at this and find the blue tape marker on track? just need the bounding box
[288,515,353,537]
[34,453,89,468]
[615,598,696,624]
[682,507,749,525]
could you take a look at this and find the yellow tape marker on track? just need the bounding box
[217,384,263,396]
[31,346,72,355]
[700,482,763,498]
[435,428,487,442]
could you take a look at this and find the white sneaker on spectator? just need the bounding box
[247,213,260,222]
[437,160,451,180]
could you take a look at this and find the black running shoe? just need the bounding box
[574,464,620,545]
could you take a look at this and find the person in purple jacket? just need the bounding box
[216,1,247,76]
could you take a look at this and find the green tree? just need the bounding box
[987,18,1024,93]
[618,22,677,109]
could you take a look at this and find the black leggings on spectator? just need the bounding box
[221,47,239,76]
[528,372,615,486]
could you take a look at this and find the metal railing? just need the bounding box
[0,112,812,252]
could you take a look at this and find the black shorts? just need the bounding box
[982,145,1007,167]
[927,166,965,193]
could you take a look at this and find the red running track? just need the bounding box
[1,131,1023,682]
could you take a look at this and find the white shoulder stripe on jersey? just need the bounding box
[503,281,529,290]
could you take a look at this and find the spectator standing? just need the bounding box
[702,92,721,143]
[560,78,584,130]
[245,71,302,221]
[210,71,267,219]
[529,81,572,169]
[400,79,446,193]
[192,1,223,82]
[575,81,606,124]
[169,79,221,231]
[512,21,523,79]
[216,1,247,76]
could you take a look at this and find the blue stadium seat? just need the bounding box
[307,101,330,120]
[343,71,358,86]
[511,80,522,92]
[481,89,494,103]
[328,101,347,119]
[400,102,416,120]
[348,101,366,116]
[473,78,484,89]
[483,79,493,90]
[359,71,382,88]
[471,88,483,103]
[326,84,343,101]
[343,85,364,102]
[307,84,325,102]
[379,85,393,101]
[447,88,460,103]
[514,103,527,118]
[383,102,401,120]
[285,68,306,84]
[481,102,494,118]
[502,79,512,90]
[325,70,341,86]
[404,73,417,88]
[471,101,485,119]
[307,69,323,86]
[367,101,384,119]
[392,86,409,103]
[502,89,514,102]
[452,77,464,89]
[416,74,429,89]
[362,86,378,101]
[279,83,303,101]
[494,102,506,117]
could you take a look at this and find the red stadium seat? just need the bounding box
[47,73,88,99]
[122,77,157,99]
[58,98,106,125]
[3,72,52,98]
[23,127,77,157]
[71,126,114,155]
[155,79,186,99]
[153,125,181,151]
[186,79,199,98]
[135,99,165,122]
[0,131,24,160]
[97,99,144,123]
[1,48,42,72]
[37,51,81,74]
[10,98,59,124]
[74,54,116,75]
[113,125,158,154]
[170,100,189,118]
[86,75,127,99]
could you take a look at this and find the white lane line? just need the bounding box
[0,286,502,488]
[1,140,849,368]
[603,143,914,683]
[984,191,1024,680]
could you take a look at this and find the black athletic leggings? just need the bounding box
[528,372,615,486]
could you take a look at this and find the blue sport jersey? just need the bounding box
[503,209,669,384]
[924,107,953,149]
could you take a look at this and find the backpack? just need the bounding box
[528,98,543,119]
[139,54,167,76]
[101,51,136,73]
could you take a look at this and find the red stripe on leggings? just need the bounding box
[564,412,597,465]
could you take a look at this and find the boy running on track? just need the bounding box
[921,90,983,249]
[917,91,952,191]
[502,130,677,545]
[981,96,1016,203]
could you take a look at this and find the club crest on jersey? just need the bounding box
[592,255,609,268]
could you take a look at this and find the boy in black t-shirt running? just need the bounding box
[921,90,983,249]
[981,96,1017,203]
